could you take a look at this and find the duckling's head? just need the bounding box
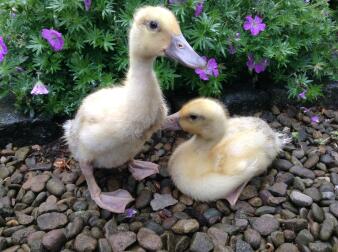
[171,98,228,140]
[129,6,206,69]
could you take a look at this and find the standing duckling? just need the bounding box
[63,6,206,213]
[165,98,289,207]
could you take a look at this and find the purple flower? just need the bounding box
[0,36,8,62]
[194,1,204,17]
[195,57,219,81]
[41,28,64,52]
[31,81,49,95]
[228,45,236,55]
[298,90,307,100]
[243,15,266,36]
[246,54,268,73]
[311,115,319,124]
[84,0,91,11]
[124,208,137,218]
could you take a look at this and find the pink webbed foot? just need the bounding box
[128,160,159,181]
[225,182,249,207]
[93,189,134,213]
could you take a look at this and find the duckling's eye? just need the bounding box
[189,114,198,121]
[149,21,159,30]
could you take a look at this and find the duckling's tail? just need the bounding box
[275,132,292,152]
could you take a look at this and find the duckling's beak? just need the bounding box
[161,112,181,131]
[165,34,206,69]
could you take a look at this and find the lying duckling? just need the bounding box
[166,98,288,206]
[63,6,205,213]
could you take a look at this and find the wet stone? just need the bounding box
[190,232,214,252]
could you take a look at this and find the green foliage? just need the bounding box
[0,0,337,117]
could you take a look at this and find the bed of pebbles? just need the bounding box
[0,105,337,252]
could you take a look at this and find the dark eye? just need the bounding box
[149,21,158,30]
[189,114,198,121]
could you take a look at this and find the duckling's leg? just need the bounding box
[80,162,134,213]
[162,112,181,130]
[128,160,159,181]
[225,181,249,208]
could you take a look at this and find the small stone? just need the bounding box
[329,202,338,218]
[27,231,45,252]
[179,194,193,205]
[234,218,248,231]
[268,182,287,196]
[244,228,261,249]
[73,200,88,211]
[309,242,332,252]
[289,191,313,207]
[190,232,214,252]
[295,229,314,246]
[311,203,324,223]
[304,187,321,202]
[319,218,334,241]
[274,159,293,171]
[216,200,231,215]
[10,171,23,184]
[137,228,162,251]
[46,178,65,196]
[212,223,239,236]
[248,197,262,207]
[135,189,152,209]
[144,220,164,235]
[304,154,319,169]
[275,243,299,252]
[65,217,84,239]
[207,227,228,247]
[74,233,97,252]
[293,149,305,159]
[106,231,136,252]
[330,173,338,185]
[293,177,305,191]
[37,212,68,231]
[276,172,294,185]
[290,166,315,179]
[15,147,30,161]
[251,214,279,236]
[280,219,307,232]
[12,226,36,244]
[235,239,253,252]
[22,174,50,193]
[174,235,190,252]
[203,208,222,225]
[16,212,34,225]
[98,238,112,252]
[22,191,35,204]
[239,185,258,200]
[42,229,66,252]
[150,193,178,211]
[271,231,284,247]
[172,219,199,234]
[38,195,58,214]
[255,206,276,216]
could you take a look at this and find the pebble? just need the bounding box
[289,190,313,206]
[311,203,324,223]
[150,193,178,211]
[22,174,50,193]
[271,231,285,247]
[65,217,84,239]
[274,159,293,171]
[280,219,308,232]
[12,226,36,244]
[27,231,45,252]
[16,211,34,225]
[38,195,58,213]
[235,239,253,252]
[46,178,65,196]
[290,166,315,179]
[0,166,10,179]
[74,233,97,252]
[15,147,30,161]
[304,154,319,168]
[190,232,214,252]
[319,218,334,241]
[172,219,199,234]
[213,223,240,236]
[203,208,222,225]
[37,212,68,230]
[207,227,228,247]
[239,185,258,200]
[255,206,276,216]
[251,214,280,236]
[42,229,66,252]
[304,187,321,202]
[309,242,332,252]
[106,231,136,251]
[268,182,288,196]
[98,238,112,252]
[295,229,314,246]
[135,189,152,209]
[275,243,299,252]
[137,228,162,251]
[22,191,35,204]
[244,228,261,249]
[329,202,338,217]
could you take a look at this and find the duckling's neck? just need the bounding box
[127,57,155,81]
[193,121,227,147]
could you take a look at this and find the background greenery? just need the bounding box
[0,0,337,117]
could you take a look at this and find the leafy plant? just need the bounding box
[0,0,337,117]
